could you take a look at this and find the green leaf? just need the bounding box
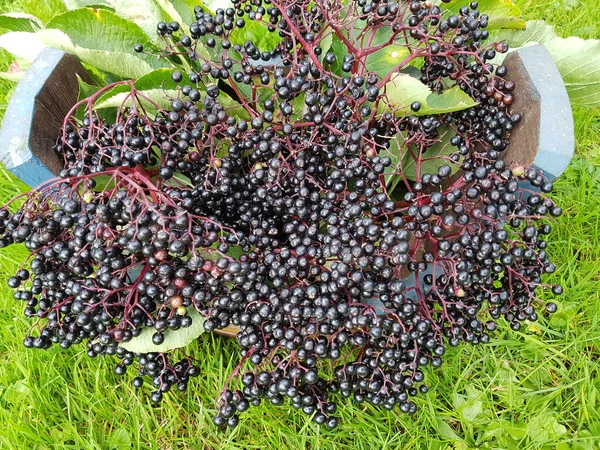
[94,68,183,109]
[382,73,477,116]
[23,8,171,78]
[320,31,333,55]
[47,8,156,60]
[401,128,458,180]
[504,422,528,440]
[77,74,100,101]
[62,0,112,9]
[325,37,347,76]
[104,0,170,41]
[119,308,206,353]
[493,21,600,108]
[0,71,24,82]
[230,19,282,51]
[22,0,67,24]
[436,418,462,441]
[439,0,525,30]
[527,413,568,443]
[0,13,44,32]
[106,429,132,449]
[155,0,201,26]
[3,380,32,405]
[366,44,410,78]
[202,0,230,13]
[453,392,483,423]
[0,31,47,66]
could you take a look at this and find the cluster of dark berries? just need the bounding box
[0,0,562,429]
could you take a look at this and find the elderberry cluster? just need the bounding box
[0,0,562,429]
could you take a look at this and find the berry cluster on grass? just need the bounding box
[0,0,562,429]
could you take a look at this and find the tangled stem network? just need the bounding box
[0,0,563,429]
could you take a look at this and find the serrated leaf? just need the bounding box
[39,28,160,78]
[492,20,556,48]
[21,0,67,24]
[63,0,112,9]
[3,380,31,405]
[46,8,163,67]
[382,73,477,116]
[6,8,170,79]
[0,13,44,32]
[155,0,201,26]
[104,0,170,41]
[119,308,206,353]
[493,21,600,108]
[439,0,525,30]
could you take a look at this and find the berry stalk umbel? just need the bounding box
[0,0,562,429]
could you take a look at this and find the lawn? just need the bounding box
[0,0,599,449]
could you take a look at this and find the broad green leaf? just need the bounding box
[401,128,458,180]
[453,392,483,423]
[155,0,201,26]
[379,138,403,189]
[439,0,525,30]
[3,380,32,405]
[0,31,47,65]
[41,8,169,77]
[230,19,281,51]
[22,0,67,24]
[47,8,155,58]
[77,74,100,101]
[94,68,185,109]
[202,0,230,13]
[104,0,170,41]
[527,413,568,443]
[436,418,462,441]
[492,20,556,47]
[504,422,528,440]
[320,31,333,55]
[119,308,206,353]
[33,28,160,78]
[382,73,477,116]
[326,37,348,76]
[366,44,410,77]
[62,0,112,9]
[106,429,132,448]
[0,13,44,32]
[493,21,600,108]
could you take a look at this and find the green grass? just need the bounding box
[0,1,599,449]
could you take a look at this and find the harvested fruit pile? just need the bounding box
[0,0,562,429]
